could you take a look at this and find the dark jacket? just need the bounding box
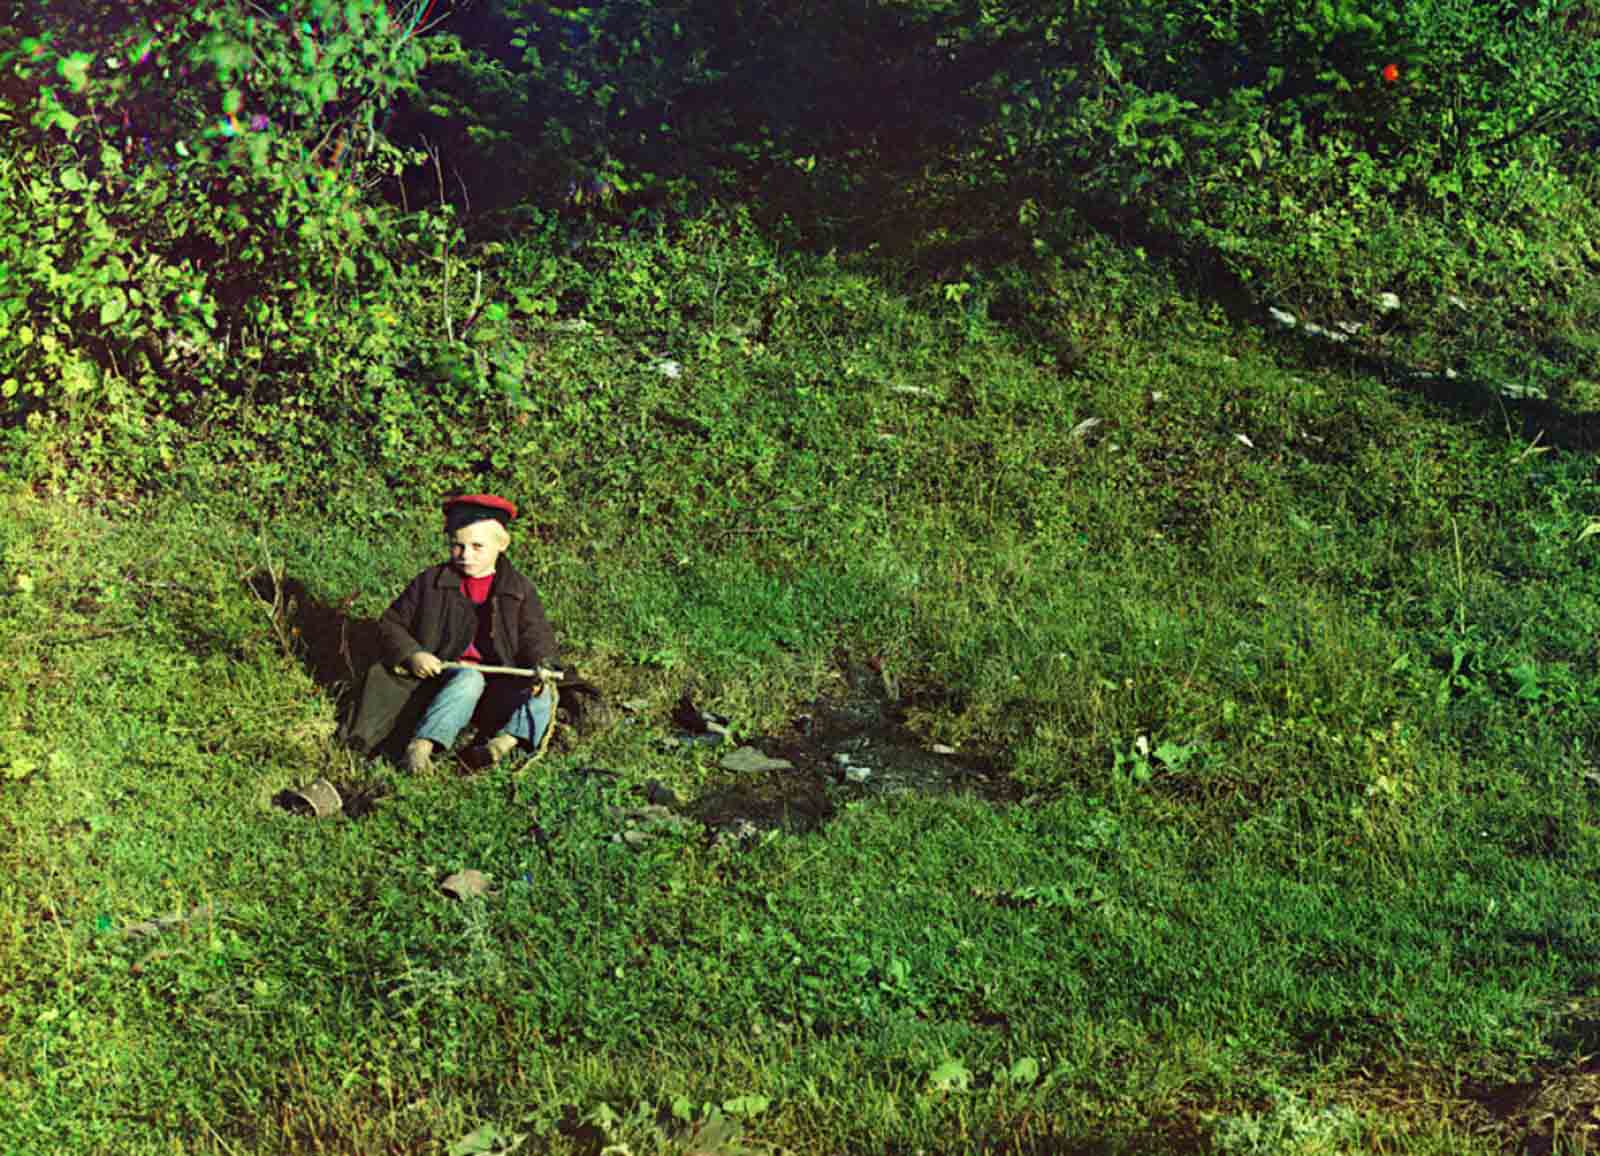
[377,555,558,672]
[345,555,557,753]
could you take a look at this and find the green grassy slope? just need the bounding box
[4,227,1600,1153]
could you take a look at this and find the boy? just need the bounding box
[346,494,559,772]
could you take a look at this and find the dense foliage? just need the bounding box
[5,0,1600,492]
[0,0,435,488]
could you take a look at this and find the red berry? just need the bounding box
[1381,63,1400,83]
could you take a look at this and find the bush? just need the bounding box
[0,0,427,489]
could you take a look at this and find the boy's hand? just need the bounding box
[408,651,444,678]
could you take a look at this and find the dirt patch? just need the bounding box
[681,661,1017,841]
[247,571,381,699]
[1460,1055,1600,1153]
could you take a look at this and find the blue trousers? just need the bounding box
[412,667,552,752]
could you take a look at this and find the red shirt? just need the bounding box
[459,572,495,662]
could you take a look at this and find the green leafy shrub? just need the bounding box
[0,0,428,490]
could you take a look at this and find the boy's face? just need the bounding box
[449,520,504,578]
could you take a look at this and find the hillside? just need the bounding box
[5,2,1600,1152]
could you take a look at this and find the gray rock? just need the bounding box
[643,779,680,808]
[719,746,793,773]
[441,869,491,899]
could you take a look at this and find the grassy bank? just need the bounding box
[4,231,1600,1152]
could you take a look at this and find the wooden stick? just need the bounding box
[442,661,562,680]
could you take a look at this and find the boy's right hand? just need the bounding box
[408,651,444,678]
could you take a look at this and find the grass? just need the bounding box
[5,218,1600,1152]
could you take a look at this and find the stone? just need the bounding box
[844,765,872,784]
[441,869,491,899]
[720,746,793,773]
[715,817,761,848]
[643,779,680,808]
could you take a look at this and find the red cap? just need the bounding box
[442,493,517,532]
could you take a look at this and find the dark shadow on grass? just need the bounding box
[246,571,382,719]
[1269,323,1600,453]
[791,164,1600,456]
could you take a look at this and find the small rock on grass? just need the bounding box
[719,746,793,773]
[441,869,492,899]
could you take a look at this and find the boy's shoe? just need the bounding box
[404,738,434,774]
[462,733,519,771]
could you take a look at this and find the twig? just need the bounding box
[458,270,484,337]
[253,540,297,659]
[425,138,454,341]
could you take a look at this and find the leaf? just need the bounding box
[448,1123,525,1155]
[100,289,128,326]
[928,1059,972,1092]
[721,1094,770,1116]
[1508,662,1542,701]
[58,52,92,92]
[1153,741,1195,769]
[1009,1056,1041,1085]
[59,167,87,191]
[440,869,491,899]
[1577,521,1600,544]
